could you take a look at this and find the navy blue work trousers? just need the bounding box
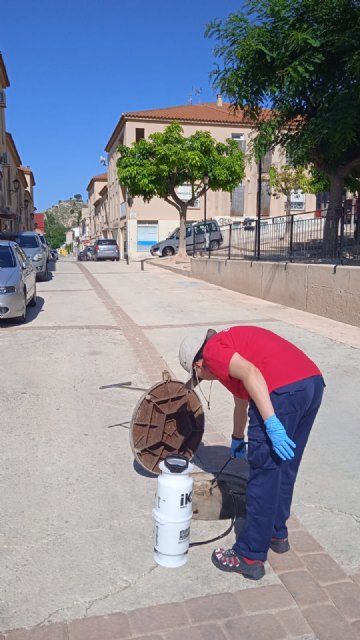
[233,375,325,562]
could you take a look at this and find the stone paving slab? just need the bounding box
[4,520,360,639]
[2,258,360,639]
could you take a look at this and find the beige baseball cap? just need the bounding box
[179,329,215,387]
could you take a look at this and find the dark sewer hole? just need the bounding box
[192,472,247,521]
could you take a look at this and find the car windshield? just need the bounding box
[0,246,16,268]
[16,235,39,249]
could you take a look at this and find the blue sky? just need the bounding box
[1,0,243,212]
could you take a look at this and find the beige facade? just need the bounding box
[103,101,317,258]
[0,53,35,233]
[19,166,36,231]
[85,173,107,241]
[80,204,90,243]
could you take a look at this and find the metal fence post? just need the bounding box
[228,224,232,260]
[338,206,345,265]
[289,215,294,261]
[254,220,259,259]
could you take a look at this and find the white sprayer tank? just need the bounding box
[153,455,194,568]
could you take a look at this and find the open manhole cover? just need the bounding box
[130,371,204,474]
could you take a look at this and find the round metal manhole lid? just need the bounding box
[130,374,204,474]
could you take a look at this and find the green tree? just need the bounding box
[73,194,83,201]
[207,0,360,257]
[116,121,245,256]
[44,212,67,249]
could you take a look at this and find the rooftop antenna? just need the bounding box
[193,87,202,104]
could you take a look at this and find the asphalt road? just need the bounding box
[0,256,359,631]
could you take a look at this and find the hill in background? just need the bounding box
[44,194,86,230]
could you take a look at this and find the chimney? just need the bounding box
[217,94,223,107]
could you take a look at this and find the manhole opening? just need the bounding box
[193,472,247,521]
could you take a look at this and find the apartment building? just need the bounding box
[85,173,107,241]
[103,98,317,258]
[0,53,35,233]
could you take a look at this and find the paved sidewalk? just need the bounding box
[2,257,360,639]
[3,514,360,638]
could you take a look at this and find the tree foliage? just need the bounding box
[117,121,245,255]
[206,0,360,256]
[44,212,67,249]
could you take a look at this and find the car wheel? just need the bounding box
[17,292,27,323]
[210,240,220,250]
[29,284,37,307]
[162,246,175,257]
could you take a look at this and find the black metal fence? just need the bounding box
[191,207,360,265]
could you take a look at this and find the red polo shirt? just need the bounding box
[203,326,321,400]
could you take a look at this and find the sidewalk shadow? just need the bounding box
[26,295,45,322]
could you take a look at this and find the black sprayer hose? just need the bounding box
[189,456,246,548]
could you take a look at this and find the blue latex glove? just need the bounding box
[265,415,296,461]
[230,436,247,460]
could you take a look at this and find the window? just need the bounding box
[16,234,40,249]
[0,245,16,268]
[261,150,272,173]
[175,185,200,208]
[14,245,27,264]
[232,133,246,152]
[231,182,245,216]
[260,179,271,216]
[136,128,145,142]
[96,239,117,245]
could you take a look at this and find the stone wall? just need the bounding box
[191,258,360,327]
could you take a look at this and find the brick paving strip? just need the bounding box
[3,518,360,640]
[3,264,360,639]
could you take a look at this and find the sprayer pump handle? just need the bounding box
[164,455,189,473]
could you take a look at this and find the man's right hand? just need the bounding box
[230,436,247,460]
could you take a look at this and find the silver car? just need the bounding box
[93,238,120,261]
[14,232,49,281]
[0,241,36,323]
[150,220,223,257]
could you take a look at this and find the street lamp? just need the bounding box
[203,175,209,225]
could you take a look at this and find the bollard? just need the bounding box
[141,260,144,271]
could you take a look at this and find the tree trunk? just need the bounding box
[177,204,188,259]
[323,174,344,259]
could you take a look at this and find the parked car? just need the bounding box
[37,233,51,261]
[13,232,49,281]
[243,217,256,231]
[0,240,36,323]
[93,238,120,261]
[150,220,223,257]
